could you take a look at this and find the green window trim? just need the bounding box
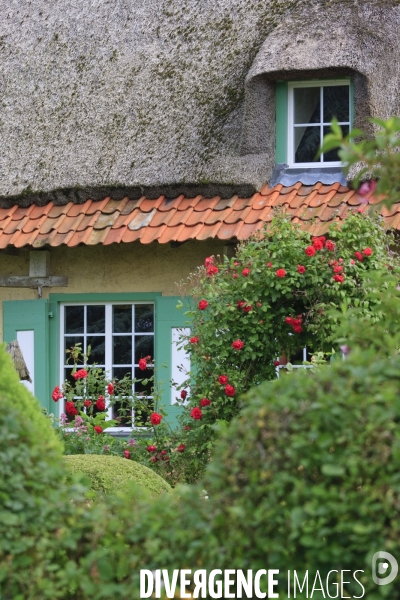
[275,78,354,166]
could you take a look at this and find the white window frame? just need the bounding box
[287,80,351,168]
[59,301,154,434]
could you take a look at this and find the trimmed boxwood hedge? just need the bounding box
[64,454,171,497]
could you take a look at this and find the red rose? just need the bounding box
[237,301,246,309]
[184,425,191,431]
[206,265,219,277]
[267,262,272,267]
[94,426,103,434]
[138,355,151,371]
[204,256,214,267]
[96,396,106,411]
[147,445,157,453]
[84,400,92,408]
[200,398,211,407]
[293,324,303,333]
[232,339,245,350]
[243,305,252,313]
[225,384,236,397]
[363,247,372,256]
[107,383,114,395]
[233,273,238,279]
[312,238,324,251]
[177,444,185,453]
[218,375,229,385]
[333,274,344,283]
[190,407,203,420]
[180,390,188,400]
[198,300,208,310]
[256,302,262,307]
[305,246,316,257]
[150,456,157,463]
[73,369,88,380]
[285,316,294,325]
[333,266,343,273]
[297,265,306,274]
[163,455,170,461]
[313,236,326,245]
[51,386,63,402]
[354,251,364,262]
[233,261,239,266]
[350,259,356,265]
[150,412,162,425]
[325,240,336,252]
[242,268,251,277]
[123,450,130,459]
[276,269,286,278]
[273,360,280,367]
[190,337,199,344]
[65,401,78,416]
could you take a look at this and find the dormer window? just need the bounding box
[276,79,352,168]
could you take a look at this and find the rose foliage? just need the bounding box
[179,212,398,434]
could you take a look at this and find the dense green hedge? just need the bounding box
[64,454,171,497]
[2,284,400,598]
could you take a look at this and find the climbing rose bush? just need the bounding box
[173,211,398,476]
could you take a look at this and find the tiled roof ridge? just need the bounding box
[0,182,393,250]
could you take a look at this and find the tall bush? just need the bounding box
[173,212,398,477]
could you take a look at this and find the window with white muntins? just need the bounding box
[60,303,154,429]
[288,80,350,167]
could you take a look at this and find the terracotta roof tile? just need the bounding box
[103,226,127,246]
[127,209,156,231]
[85,227,110,246]
[120,198,143,215]
[204,207,233,226]
[168,207,194,227]
[174,196,200,211]
[102,197,129,214]
[121,228,144,243]
[192,197,220,212]
[157,196,184,213]
[140,225,167,245]
[214,197,237,211]
[0,182,397,249]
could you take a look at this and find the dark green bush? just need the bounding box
[3,284,400,599]
[64,454,171,497]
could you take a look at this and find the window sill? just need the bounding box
[269,164,347,188]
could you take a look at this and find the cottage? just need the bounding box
[1,0,399,427]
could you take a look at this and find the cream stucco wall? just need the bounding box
[0,239,227,340]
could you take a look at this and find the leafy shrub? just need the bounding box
[0,345,91,599]
[64,454,171,497]
[3,285,400,599]
[172,212,399,480]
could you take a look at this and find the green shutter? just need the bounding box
[155,296,191,427]
[275,81,288,164]
[3,299,50,410]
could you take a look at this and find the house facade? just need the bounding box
[0,0,399,426]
